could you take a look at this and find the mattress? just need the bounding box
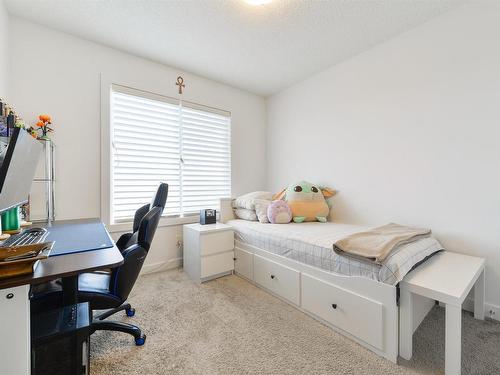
[227,220,443,285]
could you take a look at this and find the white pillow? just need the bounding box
[254,199,270,223]
[233,191,273,210]
[234,208,258,221]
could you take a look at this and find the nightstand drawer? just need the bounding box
[201,251,234,278]
[200,231,234,256]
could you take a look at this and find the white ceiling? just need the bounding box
[5,0,464,96]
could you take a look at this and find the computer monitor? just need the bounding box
[0,127,43,214]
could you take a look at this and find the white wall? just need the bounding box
[0,0,8,96]
[9,17,267,271]
[267,2,500,308]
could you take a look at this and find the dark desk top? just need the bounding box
[0,219,124,289]
[45,218,115,256]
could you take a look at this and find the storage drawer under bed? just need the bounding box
[253,254,300,305]
[301,273,384,350]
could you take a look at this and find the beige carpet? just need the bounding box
[91,269,500,375]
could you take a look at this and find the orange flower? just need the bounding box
[36,121,45,127]
[39,114,51,123]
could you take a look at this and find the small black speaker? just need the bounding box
[200,209,216,225]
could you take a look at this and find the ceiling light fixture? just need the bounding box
[244,0,271,6]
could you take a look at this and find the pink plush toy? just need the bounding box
[267,200,292,224]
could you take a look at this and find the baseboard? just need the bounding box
[463,298,500,321]
[141,257,182,275]
[439,298,500,321]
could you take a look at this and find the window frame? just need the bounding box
[100,76,231,232]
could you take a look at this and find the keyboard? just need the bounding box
[1,227,49,247]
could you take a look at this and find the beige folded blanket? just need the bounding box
[333,223,431,263]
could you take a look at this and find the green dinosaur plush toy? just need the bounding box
[273,181,335,223]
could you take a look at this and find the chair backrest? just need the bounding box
[119,183,168,251]
[110,206,163,301]
[151,182,168,210]
[132,203,151,233]
[134,182,168,231]
[137,206,162,251]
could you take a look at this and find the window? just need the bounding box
[110,85,231,224]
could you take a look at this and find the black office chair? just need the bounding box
[32,183,168,346]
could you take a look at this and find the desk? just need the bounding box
[0,219,123,375]
[399,251,485,375]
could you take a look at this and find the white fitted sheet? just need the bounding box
[227,220,443,285]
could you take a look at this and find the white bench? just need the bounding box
[399,251,485,375]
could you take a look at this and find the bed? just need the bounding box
[220,198,440,363]
[227,219,442,285]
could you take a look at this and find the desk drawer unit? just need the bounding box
[301,273,383,350]
[254,254,300,305]
[234,248,253,280]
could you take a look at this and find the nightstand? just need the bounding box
[183,223,234,283]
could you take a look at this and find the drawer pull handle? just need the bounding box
[270,274,275,279]
[331,303,337,309]
[233,257,237,261]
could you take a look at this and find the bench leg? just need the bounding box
[445,304,461,375]
[474,269,485,320]
[399,288,413,360]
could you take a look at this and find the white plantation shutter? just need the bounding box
[181,105,231,213]
[110,85,231,224]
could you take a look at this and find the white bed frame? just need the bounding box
[220,198,434,363]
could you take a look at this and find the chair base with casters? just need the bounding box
[92,301,145,345]
[91,308,146,346]
[94,302,135,320]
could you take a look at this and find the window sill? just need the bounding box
[106,215,199,234]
